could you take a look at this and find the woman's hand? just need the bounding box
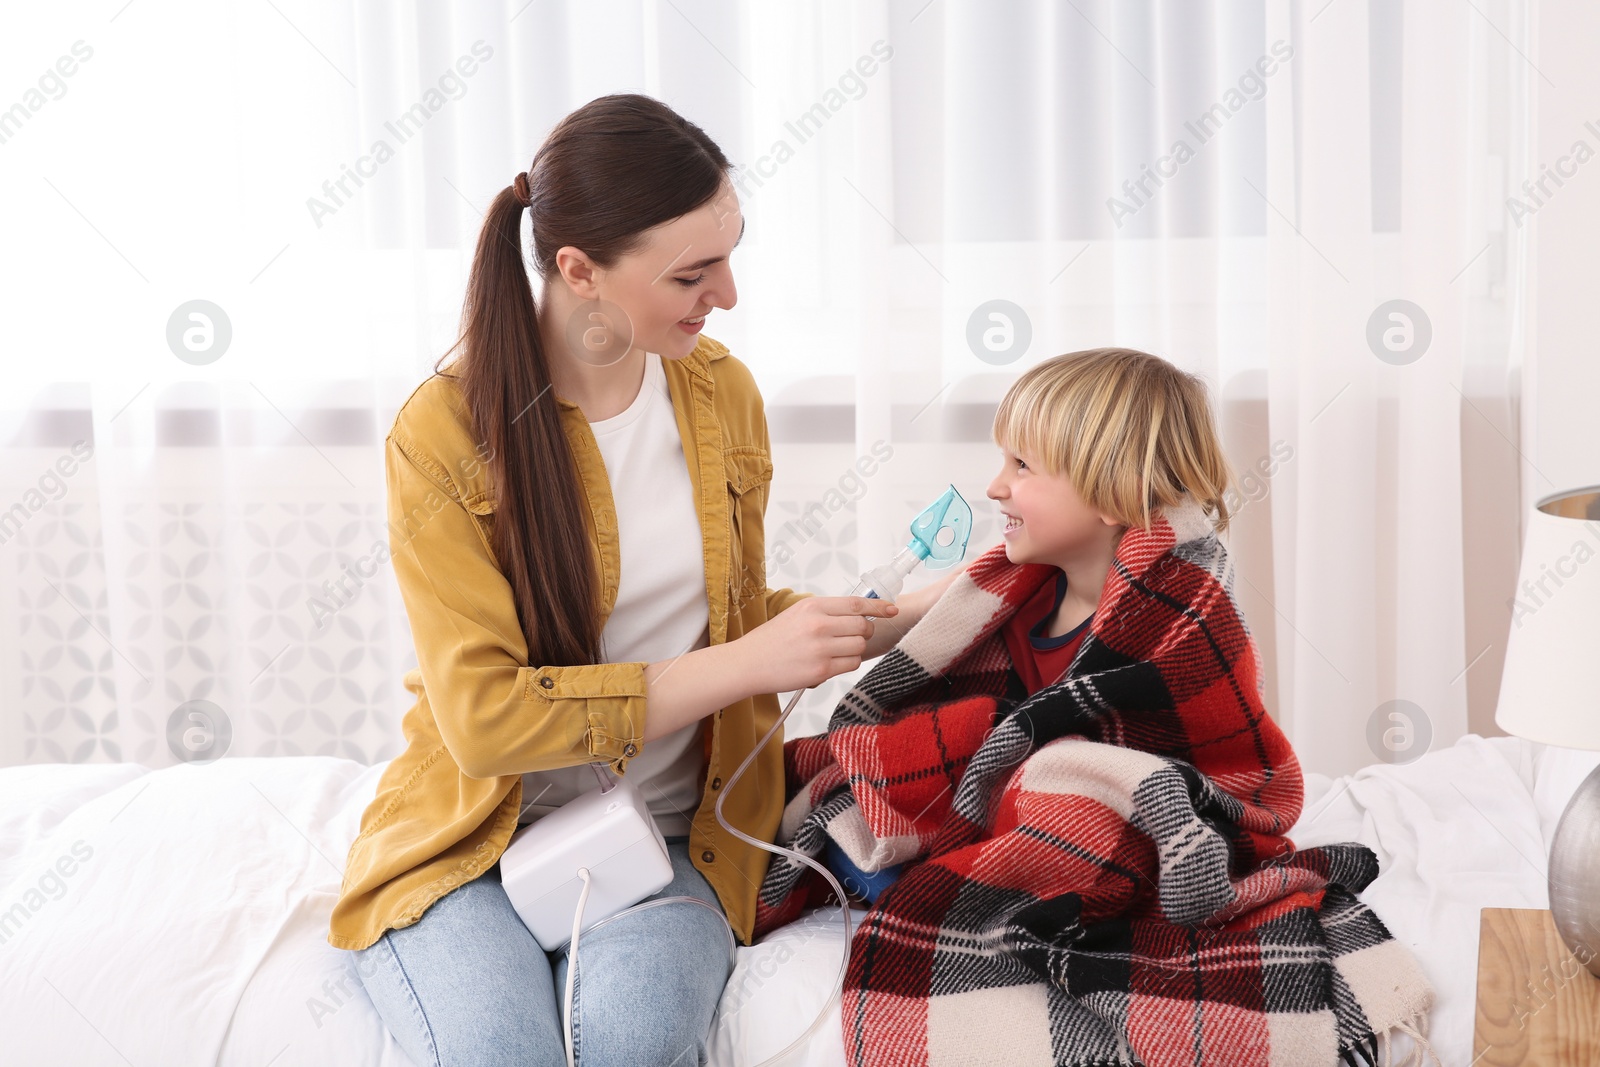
[735,596,898,693]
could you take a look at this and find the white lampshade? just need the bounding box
[1495,486,1600,750]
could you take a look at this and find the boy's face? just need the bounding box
[986,442,1124,569]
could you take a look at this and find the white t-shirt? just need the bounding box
[517,351,710,838]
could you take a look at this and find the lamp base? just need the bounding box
[1549,762,1600,979]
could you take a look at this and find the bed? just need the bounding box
[0,733,1592,1066]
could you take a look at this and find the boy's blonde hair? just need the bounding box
[991,347,1234,532]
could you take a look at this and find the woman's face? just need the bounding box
[556,179,743,364]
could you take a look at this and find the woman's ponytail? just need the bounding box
[446,186,600,667]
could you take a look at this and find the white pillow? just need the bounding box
[709,905,864,1067]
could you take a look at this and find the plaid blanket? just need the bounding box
[754,499,1436,1067]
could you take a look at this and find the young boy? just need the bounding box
[773,347,1426,1067]
[987,346,1233,696]
[824,347,1237,906]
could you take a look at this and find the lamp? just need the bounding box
[1495,486,1600,978]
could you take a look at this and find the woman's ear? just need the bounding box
[552,246,602,300]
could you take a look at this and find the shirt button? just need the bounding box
[710,777,722,790]
[539,677,554,689]
[623,743,637,757]
[701,849,715,863]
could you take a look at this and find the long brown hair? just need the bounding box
[437,94,731,667]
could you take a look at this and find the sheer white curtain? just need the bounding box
[0,0,1528,777]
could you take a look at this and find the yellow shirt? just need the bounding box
[327,334,812,951]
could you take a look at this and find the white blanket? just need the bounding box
[0,736,1593,1066]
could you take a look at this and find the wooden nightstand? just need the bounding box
[1473,907,1600,1065]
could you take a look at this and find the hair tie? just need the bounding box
[511,171,531,208]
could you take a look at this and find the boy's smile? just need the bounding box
[986,441,1128,637]
[986,443,1124,571]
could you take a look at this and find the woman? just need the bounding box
[326,94,957,1067]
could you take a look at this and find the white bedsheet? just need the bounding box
[0,735,1592,1066]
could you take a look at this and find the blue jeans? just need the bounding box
[352,836,734,1066]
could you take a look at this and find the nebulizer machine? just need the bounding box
[496,486,974,1067]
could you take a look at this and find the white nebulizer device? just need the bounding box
[496,486,974,1067]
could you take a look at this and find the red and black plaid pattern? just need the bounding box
[755,500,1434,1067]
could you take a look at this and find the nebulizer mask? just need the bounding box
[496,486,974,1067]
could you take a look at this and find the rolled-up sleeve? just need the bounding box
[385,434,647,780]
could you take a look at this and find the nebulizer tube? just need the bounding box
[548,766,740,1067]
[711,485,973,1066]
[558,868,740,1067]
